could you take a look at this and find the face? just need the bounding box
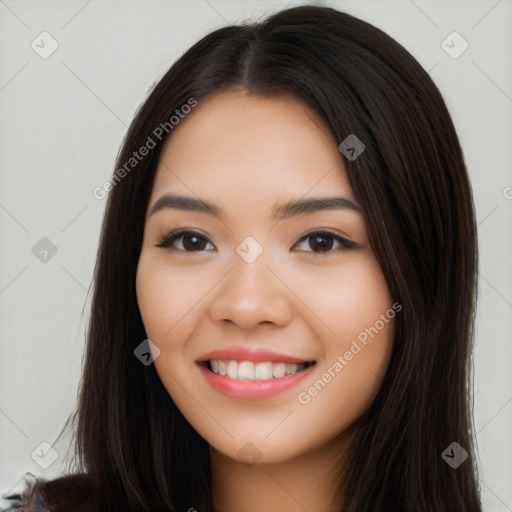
[136,90,395,464]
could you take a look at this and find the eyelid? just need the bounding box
[156,228,357,253]
[293,230,357,252]
[156,229,214,251]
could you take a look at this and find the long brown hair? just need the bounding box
[39,5,481,511]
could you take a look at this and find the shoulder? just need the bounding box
[1,473,93,512]
[1,473,51,511]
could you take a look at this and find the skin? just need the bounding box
[136,90,395,512]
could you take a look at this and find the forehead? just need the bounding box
[150,90,356,213]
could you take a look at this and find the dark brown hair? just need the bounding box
[34,5,481,511]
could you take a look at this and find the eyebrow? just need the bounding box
[149,193,362,221]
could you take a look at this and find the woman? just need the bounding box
[2,5,482,511]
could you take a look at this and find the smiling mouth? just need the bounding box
[200,359,317,381]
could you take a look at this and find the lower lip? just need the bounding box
[198,363,316,399]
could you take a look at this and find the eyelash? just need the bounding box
[156,229,356,254]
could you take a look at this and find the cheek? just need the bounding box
[289,253,394,342]
[135,257,202,403]
[290,254,395,417]
[135,254,213,341]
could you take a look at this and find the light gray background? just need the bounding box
[0,0,511,510]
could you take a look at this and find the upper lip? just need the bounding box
[197,346,315,364]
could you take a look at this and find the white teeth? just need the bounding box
[272,362,286,378]
[207,359,309,380]
[255,362,273,380]
[238,361,255,380]
[226,360,238,378]
[285,363,298,376]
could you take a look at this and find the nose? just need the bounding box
[209,255,294,330]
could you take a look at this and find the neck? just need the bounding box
[209,428,356,512]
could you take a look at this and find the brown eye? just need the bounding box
[157,230,214,252]
[308,234,334,252]
[294,231,356,254]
